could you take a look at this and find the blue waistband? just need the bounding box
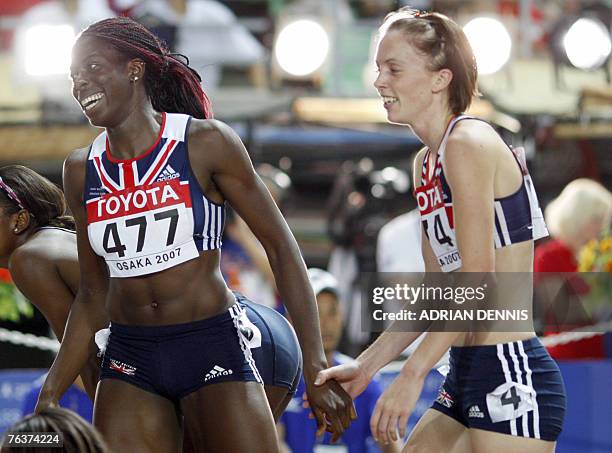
[450,337,542,358]
[109,304,241,338]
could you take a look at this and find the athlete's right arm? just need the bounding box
[315,149,439,396]
[36,149,109,411]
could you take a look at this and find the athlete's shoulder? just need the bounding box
[444,120,501,176]
[447,118,503,157]
[64,146,90,170]
[187,119,248,171]
[9,239,59,287]
[187,118,239,144]
[62,147,92,207]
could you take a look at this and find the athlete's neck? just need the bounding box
[408,104,455,156]
[106,106,162,160]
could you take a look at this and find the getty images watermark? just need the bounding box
[371,282,529,323]
[359,272,610,333]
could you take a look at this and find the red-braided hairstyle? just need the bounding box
[79,17,213,119]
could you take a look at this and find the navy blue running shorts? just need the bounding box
[431,337,566,441]
[235,292,302,395]
[100,302,262,401]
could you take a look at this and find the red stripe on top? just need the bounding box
[142,139,177,186]
[106,112,167,164]
[422,115,457,186]
[94,156,119,194]
[122,162,136,188]
[445,205,454,228]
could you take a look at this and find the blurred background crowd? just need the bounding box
[0,0,610,452]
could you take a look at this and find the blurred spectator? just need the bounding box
[21,375,92,423]
[279,268,400,453]
[536,178,611,274]
[221,165,290,310]
[127,0,265,90]
[0,407,108,453]
[536,178,612,360]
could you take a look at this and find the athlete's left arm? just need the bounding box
[188,119,355,440]
[402,131,497,372]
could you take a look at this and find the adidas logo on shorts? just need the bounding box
[468,405,485,418]
[204,365,233,382]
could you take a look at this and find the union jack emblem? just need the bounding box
[435,389,454,408]
[109,359,137,376]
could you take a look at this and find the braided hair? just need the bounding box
[79,17,213,119]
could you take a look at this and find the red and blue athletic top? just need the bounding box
[84,112,225,277]
[415,115,548,272]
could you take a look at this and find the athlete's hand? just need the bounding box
[314,359,371,399]
[305,379,357,442]
[370,370,424,444]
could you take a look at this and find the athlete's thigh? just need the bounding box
[94,379,182,453]
[181,381,280,453]
[403,409,471,453]
[470,428,555,453]
[181,388,290,453]
[265,384,292,422]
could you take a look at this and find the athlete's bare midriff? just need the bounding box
[105,250,235,325]
[453,240,537,347]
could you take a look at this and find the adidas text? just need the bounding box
[468,405,485,418]
[205,365,233,382]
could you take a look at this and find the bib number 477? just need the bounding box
[103,208,179,257]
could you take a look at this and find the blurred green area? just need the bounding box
[0,282,33,323]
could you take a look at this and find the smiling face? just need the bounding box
[374,29,439,125]
[70,36,141,127]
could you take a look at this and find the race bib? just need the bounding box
[486,381,536,423]
[237,309,262,349]
[87,178,199,277]
[415,178,461,272]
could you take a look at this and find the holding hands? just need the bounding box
[305,377,357,442]
[315,357,424,445]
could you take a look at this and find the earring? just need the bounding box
[13,228,18,233]
[131,76,139,83]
